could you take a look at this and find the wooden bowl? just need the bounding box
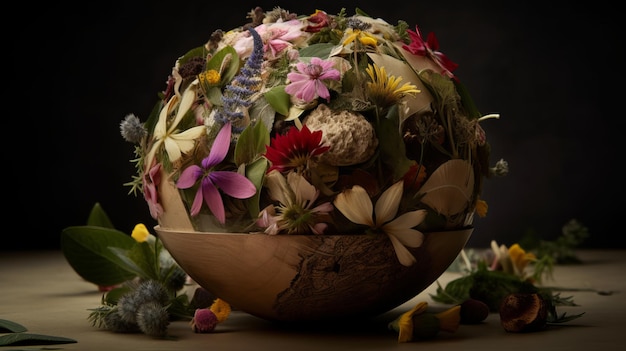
[155,226,471,322]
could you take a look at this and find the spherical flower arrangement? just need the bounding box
[120,6,507,269]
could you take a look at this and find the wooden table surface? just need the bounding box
[1,249,624,351]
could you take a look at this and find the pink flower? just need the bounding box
[176,122,257,223]
[402,26,458,78]
[233,20,304,59]
[284,57,341,103]
[190,308,218,333]
[143,161,163,219]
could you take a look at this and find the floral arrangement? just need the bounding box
[120,6,508,267]
[56,203,590,341]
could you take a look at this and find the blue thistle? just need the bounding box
[214,27,264,133]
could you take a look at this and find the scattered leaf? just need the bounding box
[61,225,137,286]
[0,333,77,346]
[0,319,27,333]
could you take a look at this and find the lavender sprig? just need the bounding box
[214,27,264,133]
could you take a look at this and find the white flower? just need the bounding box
[334,181,427,266]
[145,81,206,167]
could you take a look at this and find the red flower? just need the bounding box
[264,125,330,173]
[304,10,330,33]
[402,26,458,78]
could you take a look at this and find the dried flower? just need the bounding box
[120,113,147,143]
[388,301,460,342]
[191,308,218,333]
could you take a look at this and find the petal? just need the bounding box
[189,186,204,216]
[385,209,427,234]
[201,178,226,224]
[169,82,198,132]
[163,137,183,162]
[169,126,206,160]
[333,186,374,226]
[210,171,257,199]
[176,165,203,189]
[313,80,331,100]
[264,170,293,206]
[287,171,317,205]
[375,181,403,225]
[385,226,424,248]
[387,233,417,266]
[204,122,232,167]
[391,301,428,342]
[144,139,163,170]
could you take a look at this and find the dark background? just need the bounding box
[8,0,622,251]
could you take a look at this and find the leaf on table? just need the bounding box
[0,319,27,333]
[0,333,77,346]
[60,225,137,286]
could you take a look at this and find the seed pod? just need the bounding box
[499,293,548,332]
[460,298,489,324]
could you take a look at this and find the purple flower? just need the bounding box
[176,122,257,223]
[284,57,340,103]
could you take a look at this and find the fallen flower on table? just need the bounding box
[388,301,461,342]
[191,298,232,333]
[431,221,592,333]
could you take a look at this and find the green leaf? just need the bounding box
[206,45,239,85]
[264,85,290,116]
[375,105,413,181]
[0,319,27,333]
[298,42,335,59]
[86,202,114,228]
[61,226,137,286]
[454,79,482,120]
[108,241,159,281]
[0,333,77,346]
[234,119,270,166]
[245,157,269,217]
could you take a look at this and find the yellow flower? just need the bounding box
[333,181,427,266]
[209,298,231,323]
[388,302,460,342]
[475,198,488,217]
[365,64,420,108]
[435,305,461,332]
[144,82,206,167]
[389,301,428,342]
[508,243,536,276]
[342,28,378,47]
[198,69,221,85]
[131,223,150,243]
